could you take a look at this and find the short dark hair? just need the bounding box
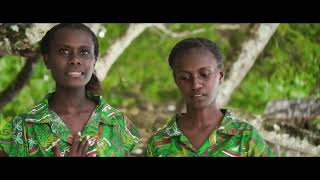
[168,37,223,69]
[40,23,99,60]
[40,23,101,94]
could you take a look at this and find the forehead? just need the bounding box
[173,48,218,71]
[51,28,94,48]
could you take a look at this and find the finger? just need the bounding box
[81,140,90,157]
[53,144,61,157]
[86,149,98,157]
[78,139,88,156]
[71,132,81,154]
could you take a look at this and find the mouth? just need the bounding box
[65,71,84,78]
[191,94,206,98]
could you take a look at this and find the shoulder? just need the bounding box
[12,93,52,125]
[96,96,133,129]
[220,110,273,156]
[146,124,169,156]
[98,101,126,125]
[3,112,33,132]
[94,95,121,118]
[97,97,140,138]
[87,93,126,121]
[149,129,169,142]
[236,119,258,135]
[1,94,53,136]
[226,112,273,156]
[221,109,259,136]
[147,116,176,145]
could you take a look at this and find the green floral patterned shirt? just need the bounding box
[0,93,139,157]
[146,109,273,157]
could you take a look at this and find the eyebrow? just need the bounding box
[78,46,92,49]
[175,66,214,73]
[199,67,214,71]
[55,44,92,49]
[176,71,190,74]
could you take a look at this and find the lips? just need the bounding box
[66,71,84,78]
[191,93,206,98]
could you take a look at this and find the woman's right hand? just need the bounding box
[53,132,91,157]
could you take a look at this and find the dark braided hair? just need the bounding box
[168,37,223,69]
[40,23,101,94]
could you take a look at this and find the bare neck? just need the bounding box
[49,86,89,114]
[182,103,223,130]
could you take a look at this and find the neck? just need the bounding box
[183,103,223,129]
[49,86,87,114]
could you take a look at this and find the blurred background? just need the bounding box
[0,23,319,156]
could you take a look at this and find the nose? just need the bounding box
[192,77,202,91]
[68,54,81,65]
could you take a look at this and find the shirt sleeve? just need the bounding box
[145,137,155,157]
[0,116,28,157]
[0,119,14,156]
[248,127,274,157]
[117,113,140,153]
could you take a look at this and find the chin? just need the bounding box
[61,82,87,89]
[188,102,209,110]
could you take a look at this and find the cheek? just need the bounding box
[88,65,95,74]
[209,78,220,95]
[47,55,66,69]
[84,61,95,80]
[176,80,189,93]
[90,60,96,68]
[85,61,95,72]
[48,62,65,78]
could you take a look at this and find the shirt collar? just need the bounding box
[163,109,239,138]
[216,109,240,136]
[24,92,120,145]
[24,92,117,126]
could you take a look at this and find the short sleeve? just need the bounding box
[0,116,28,157]
[117,113,140,153]
[248,127,274,157]
[145,137,155,157]
[0,119,14,156]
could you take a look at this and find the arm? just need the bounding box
[0,147,8,157]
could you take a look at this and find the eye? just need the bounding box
[200,72,210,79]
[58,48,70,55]
[179,74,191,81]
[80,49,90,56]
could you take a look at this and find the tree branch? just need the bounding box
[0,49,40,110]
[217,23,280,107]
[247,115,320,156]
[261,128,320,156]
[152,23,205,38]
[95,23,208,81]
[95,23,155,81]
[264,97,320,127]
[215,24,241,30]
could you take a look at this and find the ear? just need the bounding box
[42,54,50,70]
[218,69,224,84]
[173,71,178,84]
